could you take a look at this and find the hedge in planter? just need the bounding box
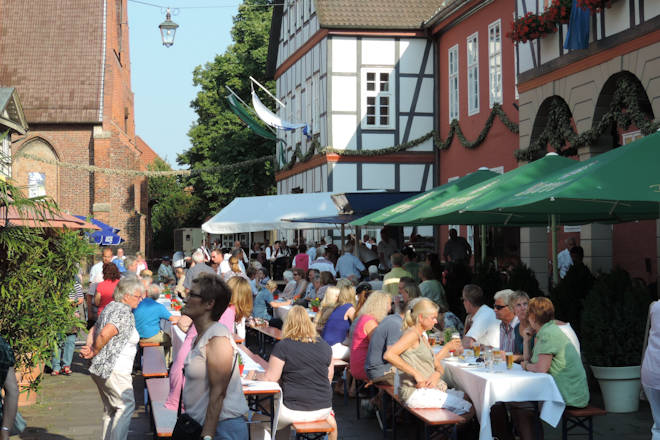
[0,181,94,392]
[580,267,650,367]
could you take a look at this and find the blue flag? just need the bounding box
[564,0,590,50]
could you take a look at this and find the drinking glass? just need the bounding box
[473,343,481,357]
[506,352,514,369]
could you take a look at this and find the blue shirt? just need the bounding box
[133,298,171,339]
[322,303,353,346]
[112,258,126,273]
[335,254,365,279]
[253,288,274,320]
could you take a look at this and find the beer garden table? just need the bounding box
[441,359,565,440]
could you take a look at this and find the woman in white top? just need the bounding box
[81,278,144,440]
[182,273,248,440]
[643,300,660,440]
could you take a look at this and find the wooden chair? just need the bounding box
[561,405,607,440]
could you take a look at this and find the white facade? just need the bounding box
[515,0,660,76]
[274,0,435,197]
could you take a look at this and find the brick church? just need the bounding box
[0,0,160,254]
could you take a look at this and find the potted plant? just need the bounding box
[310,297,321,313]
[580,268,651,412]
[0,180,93,405]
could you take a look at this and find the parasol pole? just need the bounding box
[551,214,559,286]
[480,225,486,265]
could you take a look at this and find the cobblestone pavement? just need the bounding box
[12,350,656,439]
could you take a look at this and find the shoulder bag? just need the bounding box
[171,354,237,440]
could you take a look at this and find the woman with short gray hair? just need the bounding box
[82,277,144,440]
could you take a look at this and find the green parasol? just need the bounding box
[385,153,576,226]
[350,169,498,226]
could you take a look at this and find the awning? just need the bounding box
[202,192,338,234]
[74,215,124,245]
[0,206,99,229]
[284,192,420,225]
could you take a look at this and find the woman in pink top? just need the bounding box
[349,291,392,381]
[293,244,310,271]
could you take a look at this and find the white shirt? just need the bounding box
[88,261,104,295]
[219,259,245,275]
[558,322,580,354]
[306,246,317,261]
[113,328,139,374]
[310,257,336,276]
[642,301,660,389]
[557,248,573,278]
[466,305,500,348]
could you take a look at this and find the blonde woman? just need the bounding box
[223,256,248,281]
[314,286,340,333]
[322,285,356,360]
[349,291,392,381]
[384,298,465,405]
[220,277,254,339]
[248,306,337,440]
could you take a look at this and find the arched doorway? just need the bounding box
[528,95,576,159]
[13,137,60,203]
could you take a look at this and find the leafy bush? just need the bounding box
[580,268,651,367]
[0,181,93,388]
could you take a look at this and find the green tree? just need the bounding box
[178,0,276,221]
[148,158,202,252]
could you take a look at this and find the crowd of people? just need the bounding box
[7,229,654,440]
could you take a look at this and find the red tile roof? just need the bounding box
[0,1,104,123]
[136,136,161,170]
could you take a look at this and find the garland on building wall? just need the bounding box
[279,103,519,171]
[516,78,660,161]
[12,151,276,177]
[507,0,621,43]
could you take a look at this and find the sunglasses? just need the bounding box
[494,304,508,310]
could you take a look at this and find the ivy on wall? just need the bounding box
[278,103,519,171]
[516,78,660,161]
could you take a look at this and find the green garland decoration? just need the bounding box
[516,78,660,161]
[279,103,518,171]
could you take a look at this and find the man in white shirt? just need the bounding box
[306,242,317,261]
[557,237,576,279]
[309,246,336,276]
[493,289,519,353]
[462,284,500,348]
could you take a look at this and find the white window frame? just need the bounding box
[466,32,479,116]
[448,44,459,122]
[488,19,503,107]
[0,135,10,179]
[622,130,642,145]
[361,68,395,130]
[313,74,320,134]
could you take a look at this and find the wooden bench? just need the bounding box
[248,324,282,357]
[145,378,176,439]
[562,405,607,440]
[142,346,168,378]
[292,420,334,440]
[377,384,466,440]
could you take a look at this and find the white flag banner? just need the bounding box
[251,87,308,132]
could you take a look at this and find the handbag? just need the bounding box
[171,354,237,440]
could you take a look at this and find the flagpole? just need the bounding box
[249,76,286,108]
[225,85,277,134]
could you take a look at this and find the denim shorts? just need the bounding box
[214,416,248,440]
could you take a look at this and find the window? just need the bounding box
[622,130,642,145]
[0,135,10,179]
[467,33,479,115]
[362,69,394,128]
[489,20,503,107]
[448,45,459,122]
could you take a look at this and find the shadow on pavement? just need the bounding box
[19,427,74,440]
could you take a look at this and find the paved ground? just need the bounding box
[13,349,656,439]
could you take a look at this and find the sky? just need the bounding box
[128,1,239,169]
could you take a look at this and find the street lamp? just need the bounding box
[159,8,179,47]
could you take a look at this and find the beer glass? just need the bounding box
[506,352,514,370]
[473,342,481,357]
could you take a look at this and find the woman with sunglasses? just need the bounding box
[181,273,248,440]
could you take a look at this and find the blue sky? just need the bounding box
[128,1,239,168]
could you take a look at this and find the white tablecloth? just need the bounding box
[273,303,316,321]
[442,361,565,440]
[159,305,186,362]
